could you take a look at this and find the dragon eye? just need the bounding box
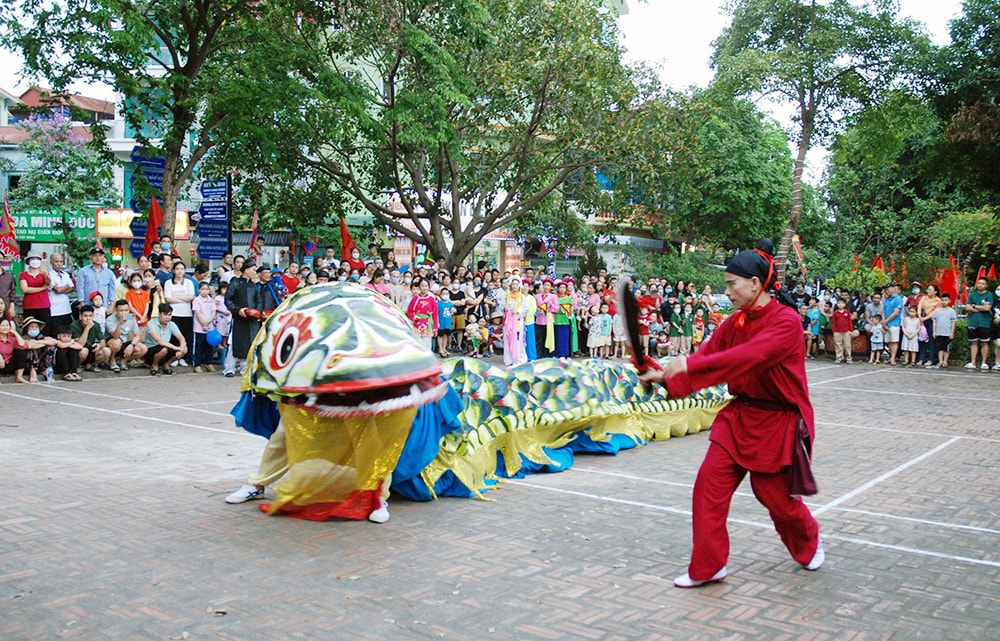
[274,326,299,368]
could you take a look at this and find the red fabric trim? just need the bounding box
[260,488,381,521]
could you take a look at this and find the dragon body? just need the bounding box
[235,283,728,520]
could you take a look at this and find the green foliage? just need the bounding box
[825,267,890,292]
[712,0,931,274]
[624,246,726,291]
[673,93,792,250]
[574,245,607,282]
[9,113,117,264]
[928,206,1000,270]
[210,0,657,268]
[2,0,269,236]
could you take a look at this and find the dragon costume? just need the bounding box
[232,282,728,520]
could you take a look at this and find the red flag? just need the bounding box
[960,277,969,304]
[248,209,261,257]
[989,264,997,280]
[144,196,163,257]
[888,258,895,274]
[340,217,358,263]
[872,255,884,271]
[0,190,20,259]
[948,254,958,271]
[976,265,987,282]
[852,254,860,272]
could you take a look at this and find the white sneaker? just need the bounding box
[982,363,990,371]
[804,537,825,571]
[963,362,976,369]
[368,499,390,523]
[673,566,727,588]
[993,364,1000,371]
[225,484,265,504]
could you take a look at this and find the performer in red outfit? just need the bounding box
[641,239,824,587]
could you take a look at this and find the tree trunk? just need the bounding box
[776,124,812,286]
[159,151,182,245]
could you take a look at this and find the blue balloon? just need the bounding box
[206,329,223,347]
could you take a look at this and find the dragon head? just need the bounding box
[246,282,445,417]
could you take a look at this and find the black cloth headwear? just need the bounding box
[726,239,797,309]
[726,238,777,288]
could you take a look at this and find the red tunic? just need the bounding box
[666,298,814,473]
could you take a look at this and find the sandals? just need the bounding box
[63,373,82,382]
[150,368,161,376]
[111,364,121,372]
[162,368,174,376]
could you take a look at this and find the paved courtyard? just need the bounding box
[2,362,998,640]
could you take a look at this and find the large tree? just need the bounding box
[675,94,793,251]
[711,0,929,280]
[10,111,117,263]
[212,0,657,268]
[2,0,266,240]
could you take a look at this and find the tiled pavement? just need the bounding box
[2,361,998,640]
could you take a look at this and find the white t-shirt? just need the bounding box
[163,278,195,317]
[48,268,75,315]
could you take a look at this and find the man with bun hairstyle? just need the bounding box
[640,239,823,587]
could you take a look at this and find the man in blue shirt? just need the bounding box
[76,247,117,315]
[881,283,905,365]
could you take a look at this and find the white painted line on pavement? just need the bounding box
[809,370,885,385]
[816,386,1000,403]
[0,388,252,438]
[572,465,1000,535]
[509,478,1000,569]
[812,436,962,517]
[815,420,1000,443]
[829,506,1000,536]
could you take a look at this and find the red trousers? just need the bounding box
[688,441,820,581]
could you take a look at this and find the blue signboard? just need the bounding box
[195,177,230,259]
[129,146,166,211]
[200,180,228,200]
[129,218,148,258]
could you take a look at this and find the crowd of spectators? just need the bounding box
[3,239,998,382]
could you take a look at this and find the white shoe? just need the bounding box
[993,364,1000,371]
[981,363,990,371]
[804,538,825,571]
[673,566,727,588]
[225,484,265,504]
[368,499,390,523]
[963,362,976,369]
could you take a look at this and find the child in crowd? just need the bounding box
[805,298,822,359]
[192,281,216,373]
[707,304,723,342]
[89,292,108,328]
[692,307,706,352]
[929,293,957,369]
[597,302,613,359]
[668,302,683,356]
[436,288,454,358]
[215,282,231,352]
[901,305,921,367]
[868,314,886,364]
[587,305,602,358]
[465,314,482,357]
[655,329,671,356]
[486,314,503,357]
[611,309,626,358]
[680,303,694,356]
[831,297,854,364]
[637,305,653,356]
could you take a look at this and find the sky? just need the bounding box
[1,1,965,101]
[617,0,964,94]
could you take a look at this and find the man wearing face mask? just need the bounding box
[47,253,76,335]
[20,252,52,335]
[77,247,116,315]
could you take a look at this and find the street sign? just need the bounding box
[129,146,166,211]
[199,180,228,200]
[196,177,230,259]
